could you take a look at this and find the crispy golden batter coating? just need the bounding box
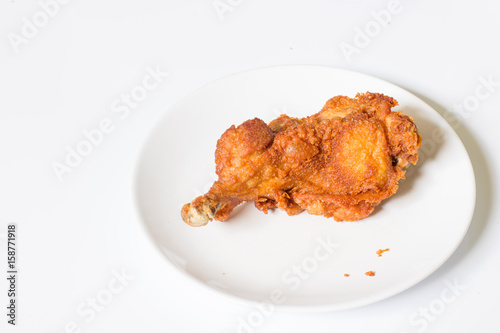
[181,92,421,227]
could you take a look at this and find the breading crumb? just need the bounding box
[344,274,350,277]
[376,248,390,257]
[365,271,375,276]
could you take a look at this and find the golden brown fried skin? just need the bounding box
[181,92,421,226]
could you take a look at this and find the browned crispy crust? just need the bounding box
[181,92,421,226]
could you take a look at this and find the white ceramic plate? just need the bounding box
[135,65,475,312]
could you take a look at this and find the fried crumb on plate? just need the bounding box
[344,274,350,277]
[365,271,375,276]
[376,248,390,257]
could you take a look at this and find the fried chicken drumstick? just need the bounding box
[181,92,421,227]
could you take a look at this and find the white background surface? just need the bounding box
[1,1,499,332]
